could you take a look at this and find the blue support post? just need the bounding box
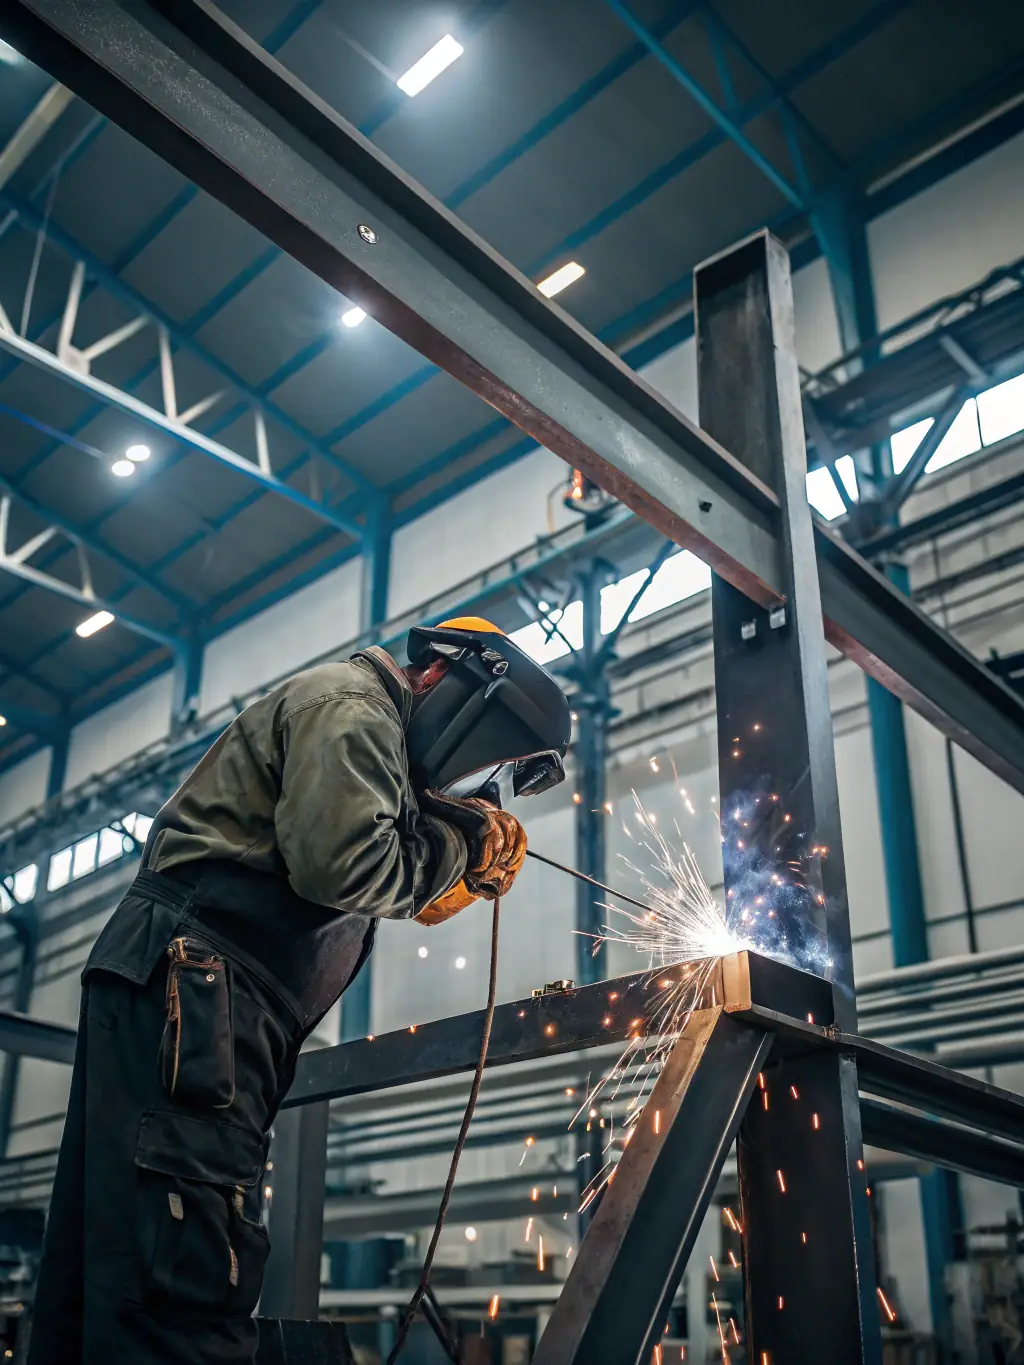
[171,635,204,730]
[573,561,612,988]
[341,502,392,1044]
[358,500,392,646]
[817,194,963,1339]
[47,725,69,800]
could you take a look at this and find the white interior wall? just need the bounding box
[388,448,576,618]
[0,750,49,825]
[199,557,363,715]
[63,672,175,792]
[869,130,1024,333]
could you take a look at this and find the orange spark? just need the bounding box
[537,1235,545,1272]
[778,1296,784,1311]
[728,1250,739,1269]
[710,1255,720,1282]
[488,1294,500,1320]
[531,1188,539,1202]
[790,1085,799,1099]
[776,1169,787,1193]
[525,1217,533,1242]
[654,1109,661,1134]
[801,1232,808,1245]
[757,1073,765,1090]
[877,1287,896,1323]
[812,1113,820,1130]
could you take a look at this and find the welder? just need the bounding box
[28,617,570,1365]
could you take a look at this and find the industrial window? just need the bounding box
[808,366,1024,521]
[97,827,127,866]
[978,372,1024,446]
[47,847,73,892]
[72,834,99,880]
[510,549,713,664]
[42,812,154,896]
[0,864,37,912]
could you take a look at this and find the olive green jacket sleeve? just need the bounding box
[274,688,467,917]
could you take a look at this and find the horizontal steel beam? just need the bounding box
[284,951,834,1108]
[861,1097,1024,1188]
[7,0,1024,792]
[0,1009,76,1064]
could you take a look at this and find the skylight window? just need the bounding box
[397,35,463,96]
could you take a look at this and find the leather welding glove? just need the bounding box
[415,793,528,926]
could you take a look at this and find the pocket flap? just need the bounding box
[135,1110,267,1187]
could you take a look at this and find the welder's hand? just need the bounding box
[464,803,527,899]
[415,793,527,925]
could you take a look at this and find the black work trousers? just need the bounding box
[27,949,301,1365]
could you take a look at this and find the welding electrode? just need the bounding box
[525,847,651,914]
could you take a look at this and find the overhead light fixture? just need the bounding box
[397,34,463,96]
[341,307,367,328]
[126,443,151,462]
[417,945,428,959]
[538,262,586,298]
[111,460,135,478]
[0,41,22,66]
[76,610,115,638]
[0,715,6,727]
[455,956,466,970]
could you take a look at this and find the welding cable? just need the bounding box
[386,895,502,1365]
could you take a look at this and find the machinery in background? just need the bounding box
[948,1215,1024,1364]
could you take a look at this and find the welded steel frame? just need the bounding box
[274,952,1024,1363]
[6,3,1024,1357]
[4,0,1024,796]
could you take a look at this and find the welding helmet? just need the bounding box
[405,616,570,798]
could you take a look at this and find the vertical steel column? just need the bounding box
[695,231,882,1365]
[573,562,611,987]
[260,1100,331,1319]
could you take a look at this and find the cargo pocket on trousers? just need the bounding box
[158,935,235,1108]
[135,1109,270,1316]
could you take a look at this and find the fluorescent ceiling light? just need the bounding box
[397,34,463,96]
[342,307,367,328]
[0,41,22,66]
[538,261,585,298]
[76,610,115,638]
[111,460,135,478]
[126,443,151,462]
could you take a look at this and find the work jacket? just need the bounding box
[85,648,468,1031]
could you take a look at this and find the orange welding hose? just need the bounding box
[386,896,501,1365]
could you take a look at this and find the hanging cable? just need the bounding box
[386,896,502,1365]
